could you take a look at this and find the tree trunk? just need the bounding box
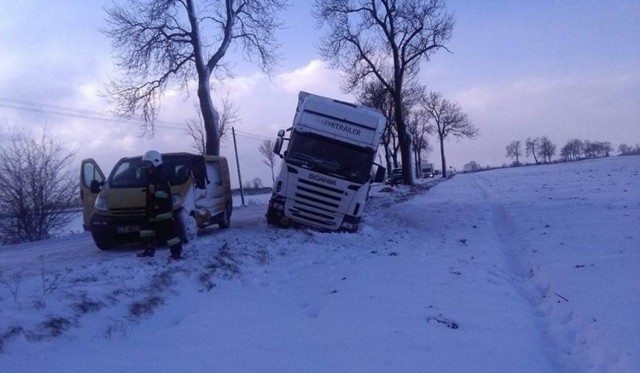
[197,78,220,155]
[270,165,275,186]
[187,0,221,156]
[394,96,412,184]
[439,136,447,179]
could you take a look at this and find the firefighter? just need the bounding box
[136,150,183,260]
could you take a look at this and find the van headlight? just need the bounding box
[94,195,108,211]
[172,193,182,207]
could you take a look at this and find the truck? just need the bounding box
[421,163,435,178]
[266,91,387,232]
[80,152,232,250]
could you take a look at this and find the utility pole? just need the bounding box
[232,127,245,206]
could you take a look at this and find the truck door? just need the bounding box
[80,158,105,231]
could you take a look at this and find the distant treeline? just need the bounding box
[232,187,272,196]
[463,137,639,173]
[503,137,639,168]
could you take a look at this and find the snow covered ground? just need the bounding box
[1,156,638,373]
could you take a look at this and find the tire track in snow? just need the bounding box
[366,180,560,371]
[470,173,622,373]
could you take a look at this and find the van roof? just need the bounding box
[119,152,225,162]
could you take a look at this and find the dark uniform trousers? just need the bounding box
[138,165,182,258]
[139,217,182,255]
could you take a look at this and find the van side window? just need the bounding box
[207,162,221,185]
[82,162,104,187]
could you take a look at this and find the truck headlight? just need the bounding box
[270,195,285,211]
[341,221,357,231]
[94,195,108,211]
[340,215,361,232]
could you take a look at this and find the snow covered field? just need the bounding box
[1,156,638,372]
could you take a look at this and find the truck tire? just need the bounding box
[178,209,198,243]
[266,206,279,226]
[266,207,288,228]
[218,203,231,229]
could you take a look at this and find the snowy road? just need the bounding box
[1,156,638,372]
[0,203,268,277]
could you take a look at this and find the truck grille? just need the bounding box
[109,207,145,217]
[289,178,344,230]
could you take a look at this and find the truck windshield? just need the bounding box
[286,132,374,184]
[108,155,193,188]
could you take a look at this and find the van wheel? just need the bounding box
[178,210,198,243]
[92,233,112,251]
[218,204,231,229]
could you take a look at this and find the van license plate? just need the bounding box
[117,226,140,234]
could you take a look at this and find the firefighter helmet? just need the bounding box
[142,150,163,167]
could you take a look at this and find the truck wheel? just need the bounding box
[92,233,112,251]
[218,203,231,229]
[266,206,287,227]
[266,206,278,225]
[178,210,198,243]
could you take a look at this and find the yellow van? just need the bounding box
[80,152,232,250]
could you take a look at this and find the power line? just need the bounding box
[0,96,184,130]
[233,130,271,142]
[0,96,274,139]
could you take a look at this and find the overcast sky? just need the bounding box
[1,0,639,187]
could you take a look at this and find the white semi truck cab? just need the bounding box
[266,91,386,232]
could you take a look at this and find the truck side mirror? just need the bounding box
[273,138,283,157]
[90,180,102,193]
[273,129,285,157]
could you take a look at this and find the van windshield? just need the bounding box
[108,155,193,188]
[285,131,374,184]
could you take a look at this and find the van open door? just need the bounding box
[80,158,105,231]
[202,156,232,228]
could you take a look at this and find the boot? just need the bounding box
[170,245,182,260]
[137,246,155,257]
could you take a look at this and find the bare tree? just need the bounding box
[251,178,264,189]
[356,79,397,174]
[0,130,77,244]
[103,0,286,155]
[244,178,263,189]
[463,160,481,172]
[560,138,584,161]
[618,143,631,155]
[538,136,556,163]
[619,143,640,156]
[505,140,522,166]
[422,91,478,179]
[525,137,539,164]
[258,139,278,186]
[584,140,612,158]
[407,109,433,175]
[184,94,239,155]
[314,0,454,185]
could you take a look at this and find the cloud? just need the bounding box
[274,60,347,98]
[440,71,640,168]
